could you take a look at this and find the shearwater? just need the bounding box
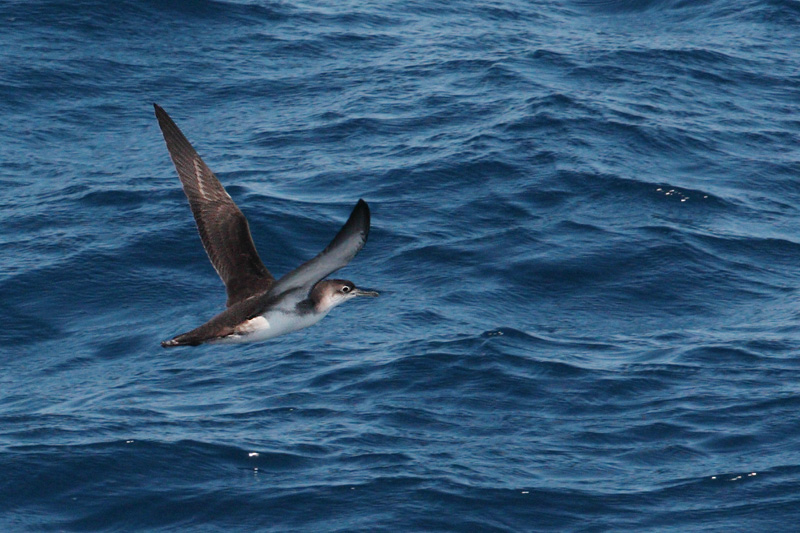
[153,104,378,347]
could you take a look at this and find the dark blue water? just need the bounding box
[3,0,800,530]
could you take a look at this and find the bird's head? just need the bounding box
[311,279,379,313]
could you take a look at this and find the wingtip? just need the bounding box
[153,103,168,121]
[353,198,370,235]
[355,198,370,219]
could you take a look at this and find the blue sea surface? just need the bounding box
[2,0,800,530]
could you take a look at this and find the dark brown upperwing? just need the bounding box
[154,104,274,306]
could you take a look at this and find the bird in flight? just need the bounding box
[154,104,378,347]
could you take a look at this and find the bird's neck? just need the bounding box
[308,284,338,313]
[295,295,334,316]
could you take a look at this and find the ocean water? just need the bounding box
[2,0,800,530]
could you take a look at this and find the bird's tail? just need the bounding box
[161,331,204,348]
[161,307,240,348]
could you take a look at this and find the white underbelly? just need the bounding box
[212,310,327,344]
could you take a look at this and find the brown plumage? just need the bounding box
[154,104,377,347]
[154,104,274,307]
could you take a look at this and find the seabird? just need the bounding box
[153,104,378,347]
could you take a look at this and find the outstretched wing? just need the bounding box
[268,199,371,297]
[154,104,275,307]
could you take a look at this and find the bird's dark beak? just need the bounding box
[353,288,379,297]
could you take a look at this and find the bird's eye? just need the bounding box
[341,286,351,293]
